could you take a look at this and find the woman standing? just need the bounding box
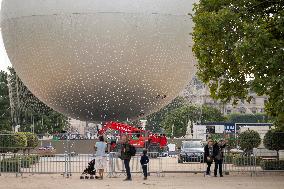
[94,135,107,179]
[204,139,214,176]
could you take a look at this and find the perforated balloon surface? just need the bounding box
[1,0,196,121]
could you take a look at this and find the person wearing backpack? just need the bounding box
[120,134,133,181]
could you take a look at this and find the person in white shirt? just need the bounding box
[94,135,107,179]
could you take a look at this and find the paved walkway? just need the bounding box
[0,174,284,189]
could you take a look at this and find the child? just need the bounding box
[140,149,149,180]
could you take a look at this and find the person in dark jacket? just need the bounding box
[120,135,132,181]
[204,139,214,176]
[213,139,227,177]
[140,149,149,180]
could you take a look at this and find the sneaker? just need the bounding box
[214,175,217,177]
[220,175,223,177]
[144,177,147,180]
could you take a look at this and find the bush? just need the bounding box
[0,155,40,171]
[29,155,40,164]
[232,154,261,166]
[13,133,27,152]
[19,156,32,168]
[0,131,27,153]
[260,160,284,170]
[224,154,235,164]
[0,130,16,153]
[0,158,20,172]
[263,131,284,159]
[19,132,39,154]
[239,130,261,154]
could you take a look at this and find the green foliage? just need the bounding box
[19,132,39,153]
[0,130,27,153]
[161,105,225,137]
[13,132,27,152]
[0,71,11,131]
[260,160,284,170]
[0,158,20,172]
[0,155,40,171]
[238,130,261,154]
[145,96,187,132]
[232,154,261,166]
[192,0,284,129]
[7,67,70,134]
[226,113,272,123]
[0,130,15,153]
[263,130,284,159]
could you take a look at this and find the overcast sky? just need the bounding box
[0,0,12,72]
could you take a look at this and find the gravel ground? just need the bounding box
[0,173,283,189]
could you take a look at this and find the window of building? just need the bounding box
[264,98,268,104]
[252,97,256,104]
[227,109,232,114]
[251,108,257,114]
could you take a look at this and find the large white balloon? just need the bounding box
[1,0,197,121]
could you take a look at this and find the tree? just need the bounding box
[0,130,27,153]
[239,130,261,154]
[161,105,225,137]
[263,130,284,160]
[20,132,39,154]
[145,96,187,132]
[7,68,70,134]
[0,71,11,131]
[192,0,284,129]
[201,105,226,124]
[226,113,272,123]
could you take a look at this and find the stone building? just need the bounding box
[182,77,268,115]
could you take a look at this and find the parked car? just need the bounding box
[178,140,204,163]
[37,145,56,157]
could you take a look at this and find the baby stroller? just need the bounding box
[80,159,99,179]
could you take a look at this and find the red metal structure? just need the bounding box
[99,121,167,151]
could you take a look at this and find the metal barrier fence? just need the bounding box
[0,152,163,177]
[1,151,278,177]
[1,133,284,177]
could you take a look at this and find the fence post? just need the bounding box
[108,152,115,178]
[16,156,21,177]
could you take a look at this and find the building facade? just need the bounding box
[182,77,268,115]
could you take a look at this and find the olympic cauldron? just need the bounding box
[1,0,197,121]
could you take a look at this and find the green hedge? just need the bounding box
[224,154,261,166]
[0,158,20,172]
[260,160,284,170]
[0,155,40,171]
[19,156,32,168]
[29,155,40,164]
[233,155,261,166]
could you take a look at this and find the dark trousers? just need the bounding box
[214,159,223,176]
[206,162,212,175]
[124,159,131,179]
[142,165,147,178]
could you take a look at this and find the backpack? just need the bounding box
[129,145,136,156]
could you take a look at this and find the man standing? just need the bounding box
[213,139,227,177]
[120,135,132,181]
